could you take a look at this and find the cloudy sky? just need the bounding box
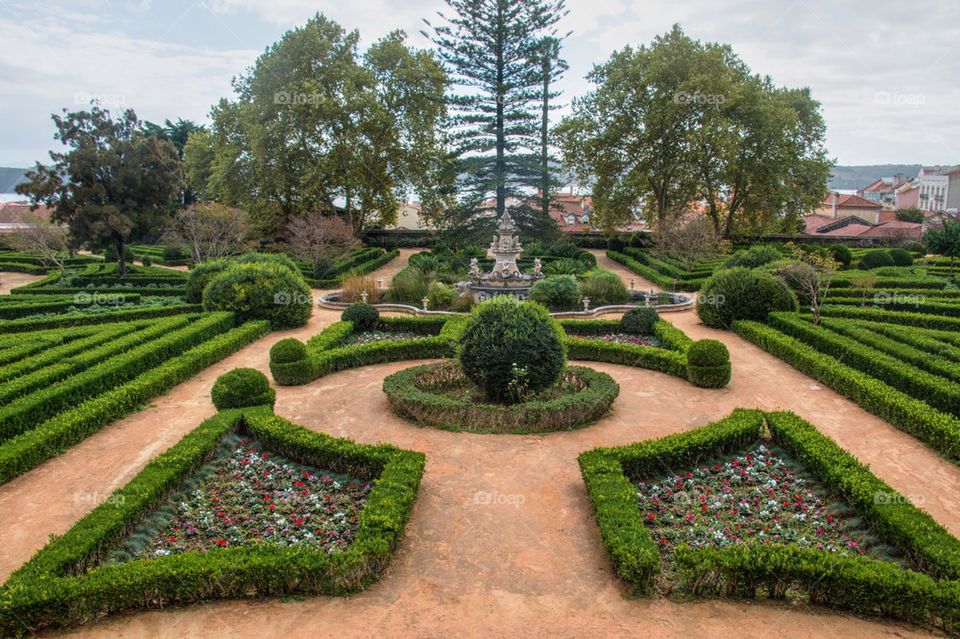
[1,0,958,168]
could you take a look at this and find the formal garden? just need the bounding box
[3,2,960,637]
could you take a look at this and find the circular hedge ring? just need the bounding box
[383,362,619,433]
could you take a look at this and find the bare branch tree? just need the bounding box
[5,211,70,272]
[286,212,358,278]
[778,244,839,325]
[167,203,251,263]
[651,215,730,270]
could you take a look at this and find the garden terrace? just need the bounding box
[297,247,399,288]
[606,248,725,291]
[579,410,960,630]
[0,311,269,483]
[128,244,192,266]
[0,405,425,635]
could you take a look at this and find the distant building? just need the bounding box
[387,203,435,231]
[918,165,960,214]
[806,192,922,242]
[894,181,920,210]
[857,175,906,208]
[0,201,52,234]
[816,192,884,224]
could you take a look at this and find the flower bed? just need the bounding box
[578,410,960,631]
[573,332,661,347]
[343,330,428,346]
[638,443,869,558]
[383,362,619,433]
[108,433,372,562]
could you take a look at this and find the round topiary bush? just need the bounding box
[270,337,308,364]
[458,297,567,403]
[620,306,659,335]
[185,259,230,303]
[211,368,276,410]
[580,269,629,306]
[723,245,783,269]
[858,250,895,270]
[342,302,380,331]
[829,244,853,268]
[888,248,914,267]
[202,262,312,329]
[686,339,731,388]
[529,275,581,311]
[696,267,799,329]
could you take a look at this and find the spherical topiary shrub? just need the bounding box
[888,247,914,267]
[580,269,630,306]
[829,244,853,268]
[202,262,312,329]
[620,306,659,335]
[458,297,567,403]
[686,339,731,388]
[529,275,581,311]
[185,259,230,303]
[342,302,380,331]
[858,250,895,270]
[211,368,276,410]
[270,337,308,364]
[696,267,799,329]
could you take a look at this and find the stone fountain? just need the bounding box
[464,211,543,303]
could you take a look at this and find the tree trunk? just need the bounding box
[116,237,127,277]
[540,55,550,222]
[494,6,506,218]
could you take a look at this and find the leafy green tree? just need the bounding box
[530,36,568,226]
[423,0,567,236]
[556,25,831,238]
[896,207,924,223]
[16,105,182,275]
[925,220,960,266]
[144,118,204,205]
[185,15,449,238]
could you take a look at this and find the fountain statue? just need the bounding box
[464,211,544,302]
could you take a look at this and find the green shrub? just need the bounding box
[210,368,276,410]
[185,259,230,303]
[696,267,798,329]
[458,297,567,403]
[547,238,580,258]
[141,256,152,267]
[427,281,457,309]
[387,266,430,305]
[529,275,581,310]
[888,248,914,267]
[686,339,731,388]
[103,244,135,263]
[543,257,590,276]
[580,269,629,306]
[620,307,659,335]
[859,250,896,270]
[342,302,380,331]
[163,245,186,260]
[723,245,782,269]
[202,262,312,329]
[829,244,853,267]
[234,252,301,273]
[270,338,308,364]
[607,236,626,252]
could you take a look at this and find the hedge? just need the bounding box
[732,320,960,460]
[305,248,400,288]
[819,304,960,330]
[0,313,237,442]
[824,297,960,317]
[579,409,960,631]
[607,250,705,291]
[0,262,46,274]
[0,319,269,484]
[767,312,960,417]
[383,362,619,432]
[0,293,142,320]
[831,275,947,289]
[0,303,200,333]
[11,285,185,297]
[0,407,425,635]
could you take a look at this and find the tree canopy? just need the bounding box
[185,14,450,238]
[16,105,182,275]
[555,25,831,238]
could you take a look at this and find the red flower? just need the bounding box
[294,518,304,526]
[216,540,228,547]
[647,513,656,521]
[167,536,178,542]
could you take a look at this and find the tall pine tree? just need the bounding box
[423,0,567,242]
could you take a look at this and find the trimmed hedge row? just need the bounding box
[0,313,236,442]
[383,362,619,432]
[305,248,400,288]
[831,275,947,289]
[0,303,200,333]
[767,312,960,417]
[607,250,704,291]
[0,406,425,635]
[577,409,765,592]
[12,285,185,297]
[732,320,960,460]
[824,297,960,317]
[0,262,46,274]
[819,305,960,331]
[0,293,142,320]
[623,247,718,281]
[0,319,269,484]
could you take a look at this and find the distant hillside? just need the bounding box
[0,167,28,193]
[829,164,921,191]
